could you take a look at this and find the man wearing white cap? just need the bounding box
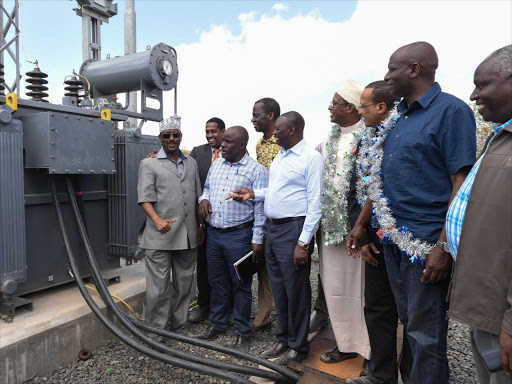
[315,80,371,365]
[137,116,203,338]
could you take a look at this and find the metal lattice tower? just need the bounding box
[0,0,21,96]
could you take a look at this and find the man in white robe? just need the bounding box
[318,80,371,363]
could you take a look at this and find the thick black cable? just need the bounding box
[63,176,298,383]
[49,177,253,384]
[133,320,301,383]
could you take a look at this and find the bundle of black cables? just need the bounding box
[50,176,301,384]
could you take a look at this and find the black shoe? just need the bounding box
[196,325,225,340]
[319,346,358,364]
[275,349,308,365]
[309,311,329,333]
[233,335,251,352]
[189,306,209,323]
[261,342,289,358]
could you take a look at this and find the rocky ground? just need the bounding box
[27,253,479,384]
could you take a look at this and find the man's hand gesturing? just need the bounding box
[154,217,176,234]
[226,188,255,202]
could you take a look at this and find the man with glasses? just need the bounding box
[313,80,371,366]
[137,117,203,338]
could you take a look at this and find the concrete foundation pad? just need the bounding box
[0,262,146,384]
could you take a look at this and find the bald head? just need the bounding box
[393,42,438,80]
[227,125,249,143]
[221,126,248,163]
[385,41,439,100]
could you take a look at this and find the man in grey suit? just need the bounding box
[138,116,203,337]
[188,117,225,323]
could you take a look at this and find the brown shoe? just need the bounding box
[251,322,271,334]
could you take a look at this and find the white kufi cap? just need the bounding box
[159,116,181,132]
[336,80,364,108]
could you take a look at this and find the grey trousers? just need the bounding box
[145,248,197,332]
[471,327,512,384]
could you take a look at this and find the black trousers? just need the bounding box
[196,239,211,309]
[197,231,234,311]
[364,246,412,382]
[266,218,313,353]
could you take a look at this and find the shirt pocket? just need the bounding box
[232,168,254,190]
[397,136,425,180]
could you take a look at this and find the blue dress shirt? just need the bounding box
[199,152,268,244]
[254,139,324,244]
[157,148,186,176]
[381,83,476,243]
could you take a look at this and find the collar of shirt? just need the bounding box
[494,118,512,134]
[259,135,279,145]
[157,147,187,161]
[397,82,441,114]
[221,151,249,166]
[280,139,306,157]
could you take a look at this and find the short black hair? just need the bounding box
[365,81,399,109]
[255,98,281,120]
[206,117,225,131]
[280,111,305,132]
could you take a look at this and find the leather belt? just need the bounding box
[268,216,305,225]
[210,221,253,233]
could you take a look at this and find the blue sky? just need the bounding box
[13,1,356,87]
[5,1,512,151]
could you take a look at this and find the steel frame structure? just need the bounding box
[0,0,20,96]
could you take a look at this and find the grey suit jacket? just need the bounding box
[190,143,213,189]
[137,154,202,251]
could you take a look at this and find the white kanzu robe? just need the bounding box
[319,123,371,359]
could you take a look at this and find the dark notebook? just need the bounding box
[233,251,259,282]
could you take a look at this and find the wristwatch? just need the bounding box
[436,240,450,253]
[199,223,205,229]
[297,240,309,250]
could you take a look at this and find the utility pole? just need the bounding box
[124,0,137,128]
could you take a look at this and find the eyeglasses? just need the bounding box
[161,132,181,139]
[359,103,377,109]
[329,100,349,108]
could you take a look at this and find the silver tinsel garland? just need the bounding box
[358,108,434,263]
[355,124,378,208]
[320,122,365,246]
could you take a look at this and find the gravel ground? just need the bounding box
[28,252,479,384]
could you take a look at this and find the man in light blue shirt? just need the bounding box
[228,111,323,364]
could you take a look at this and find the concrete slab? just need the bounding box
[0,262,146,384]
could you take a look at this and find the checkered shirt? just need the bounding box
[446,119,512,258]
[199,152,268,244]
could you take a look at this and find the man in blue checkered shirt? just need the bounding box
[448,45,512,384]
[196,126,268,352]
